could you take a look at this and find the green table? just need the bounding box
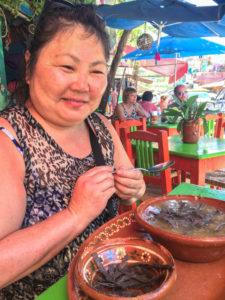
[36,275,68,300]
[168,135,225,159]
[160,135,225,186]
[169,182,225,200]
[147,121,178,136]
[36,183,225,300]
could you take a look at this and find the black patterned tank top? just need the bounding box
[0,105,119,299]
[121,103,137,119]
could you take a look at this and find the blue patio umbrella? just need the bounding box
[123,37,225,60]
[97,0,225,37]
[97,0,225,23]
[122,36,225,85]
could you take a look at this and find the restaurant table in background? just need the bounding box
[158,135,225,186]
[36,183,225,300]
[147,121,178,136]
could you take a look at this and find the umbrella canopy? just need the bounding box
[139,59,188,84]
[123,45,188,83]
[97,0,225,37]
[163,15,225,38]
[97,0,225,23]
[122,37,225,60]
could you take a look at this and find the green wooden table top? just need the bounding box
[166,135,225,159]
[169,182,225,200]
[147,121,177,128]
[36,183,225,300]
[36,274,68,300]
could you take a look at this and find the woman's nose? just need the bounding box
[70,72,89,91]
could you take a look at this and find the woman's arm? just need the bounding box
[113,103,126,120]
[0,120,116,288]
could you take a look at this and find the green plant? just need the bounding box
[164,95,217,135]
[0,0,45,21]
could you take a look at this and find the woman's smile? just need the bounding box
[63,98,88,108]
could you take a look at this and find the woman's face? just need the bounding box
[127,92,137,104]
[26,25,108,127]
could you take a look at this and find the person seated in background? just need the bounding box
[159,95,169,122]
[113,87,148,120]
[138,91,159,116]
[137,95,142,102]
[0,2,146,299]
[168,84,188,108]
[159,95,168,112]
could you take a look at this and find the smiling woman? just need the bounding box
[0,2,146,299]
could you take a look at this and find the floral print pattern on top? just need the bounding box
[121,103,137,119]
[0,105,119,300]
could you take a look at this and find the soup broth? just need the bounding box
[143,200,225,237]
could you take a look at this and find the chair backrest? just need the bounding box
[112,118,147,150]
[200,113,224,138]
[125,130,172,195]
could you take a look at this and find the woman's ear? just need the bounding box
[25,50,31,84]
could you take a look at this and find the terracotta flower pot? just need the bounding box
[182,119,199,143]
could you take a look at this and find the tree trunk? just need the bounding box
[99,29,131,113]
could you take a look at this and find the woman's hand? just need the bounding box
[113,166,146,204]
[67,166,116,224]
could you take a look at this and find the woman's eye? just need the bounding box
[61,65,73,71]
[92,70,106,75]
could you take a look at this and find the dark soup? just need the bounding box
[143,200,225,237]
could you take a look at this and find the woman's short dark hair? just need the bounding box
[11,1,110,105]
[122,87,137,104]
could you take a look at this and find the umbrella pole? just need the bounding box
[174,53,177,87]
[117,67,127,103]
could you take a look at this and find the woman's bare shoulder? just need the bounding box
[0,117,20,141]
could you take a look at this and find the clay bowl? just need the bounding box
[135,195,225,263]
[74,237,176,300]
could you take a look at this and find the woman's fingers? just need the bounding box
[67,166,116,221]
[113,168,145,200]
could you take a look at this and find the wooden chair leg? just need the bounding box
[118,202,137,214]
[181,170,187,182]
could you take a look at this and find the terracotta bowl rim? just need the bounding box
[74,237,177,300]
[135,195,225,245]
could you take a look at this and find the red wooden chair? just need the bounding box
[199,113,224,138]
[204,114,225,189]
[125,130,172,195]
[118,201,138,215]
[112,118,147,214]
[112,118,146,164]
[181,114,225,188]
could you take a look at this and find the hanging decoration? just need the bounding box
[137,23,153,51]
[137,33,153,51]
[155,23,163,65]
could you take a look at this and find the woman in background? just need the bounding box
[113,87,148,120]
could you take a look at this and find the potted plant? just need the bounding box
[163,95,216,143]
